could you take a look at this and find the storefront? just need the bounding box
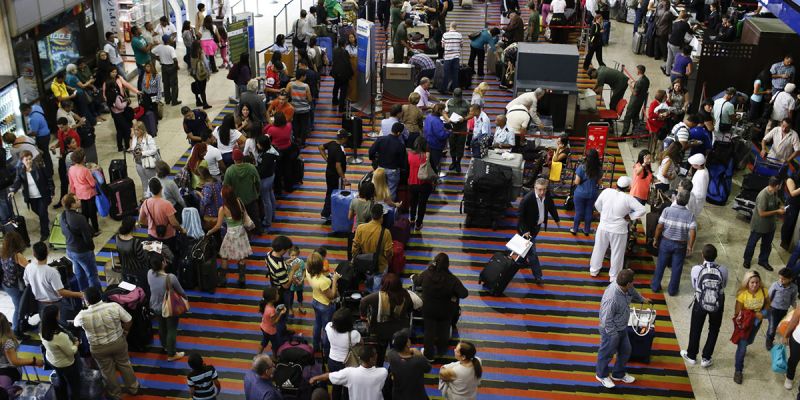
[96,0,167,77]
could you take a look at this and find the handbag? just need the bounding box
[647,183,669,210]
[353,227,386,275]
[343,331,361,367]
[772,343,788,373]
[95,190,111,218]
[417,154,437,181]
[142,155,157,169]
[162,274,190,317]
[156,101,164,120]
[628,303,657,336]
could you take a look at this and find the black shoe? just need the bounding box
[196,100,203,106]
[743,261,751,269]
[533,277,543,286]
[203,104,213,110]
[455,165,462,174]
[448,163,457,171]
[569,228,577,235]
[171,100,183,106]
[52,203,62,210]
[758,262,774,272]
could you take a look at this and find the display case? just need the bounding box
[0,80,25,160]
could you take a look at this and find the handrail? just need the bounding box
[231,0,245,14]
[273,0,298,43]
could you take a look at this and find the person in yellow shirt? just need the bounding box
[305,251,340,353]
[51,71,76,107]
[733,270,770,384]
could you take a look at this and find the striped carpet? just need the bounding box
[16,4,694,400]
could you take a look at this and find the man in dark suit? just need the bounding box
[517,178,560,284]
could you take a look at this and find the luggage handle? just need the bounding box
[21,365,43,384]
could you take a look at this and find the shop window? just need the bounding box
[12,40,39,104]
[37,20,82,81]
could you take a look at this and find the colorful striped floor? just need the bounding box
[15,5,694,400]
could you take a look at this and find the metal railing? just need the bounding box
[273,0,304,43]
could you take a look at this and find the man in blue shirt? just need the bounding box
[244,354,283,400]
[130,26,152,91]
[20,103,53,177]
[468,27,500,77]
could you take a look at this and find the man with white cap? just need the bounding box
[651,190,697,295]
[589,176,646,281]
[689,154,709,218]
[761,118,800,164]
[767,84,796,131]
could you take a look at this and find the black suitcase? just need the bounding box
[459,65,474,89]
[292,156,305,188]
[191,236,218,293]
[126,305,154,352]
[109,158,128,182]
[645,209,661,255]
[342,114,364,150]
[2,198,29,247]
[106,178,138,220]
[479,252,520,295]
[627,326,655,363]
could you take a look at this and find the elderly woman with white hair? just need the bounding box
[65,63,103,126]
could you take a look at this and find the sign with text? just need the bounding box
[227,19,249,65]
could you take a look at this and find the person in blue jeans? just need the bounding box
[441,23,463,93]
[306,251,339,352]
[256,136,279,230]
[423,104,451,176]
[651,189,697,296]
[60,194,101,290]
[571,149,601,236]
[596,269,649,388]
[743,176,783,271]
[733,270,769,384]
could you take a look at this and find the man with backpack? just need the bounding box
[680,244,728,368]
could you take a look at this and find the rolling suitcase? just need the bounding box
[479,252,519,295]
[107,177,138,220]
[389,240,406,275]
[109,157,128,183]
[459,65,474,89]
[193,236,218,293]
[331,185,356,233]
[632,31,645,54]
[3,197,29,247]
[627,326,655,363]
[342,114,363,150]
[433,60,446,93]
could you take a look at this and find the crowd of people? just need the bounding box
[2,0,800,398]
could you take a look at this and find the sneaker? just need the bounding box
[733,371,743,384]
[786,378,794,390]
[595,375,615,388]
[590,271,600,277]
[680,350,696,365]
[611,374,636,384]
[700,358,713,368]
[167,352,186,361]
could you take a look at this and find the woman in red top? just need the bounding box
[407,136,434,231]
[630,149,653,205]
[263,111,293,151]
[647,89,669,149]
[67,148,99,231]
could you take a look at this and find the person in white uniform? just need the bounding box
[505,88,545,129]
[689,154,709,218]
[589,176,646,281]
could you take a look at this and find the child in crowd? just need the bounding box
[258,287,287,356]
[288,246,307,315]
[316,246,330,273]
[187,353,221,400]
[767,268,798,350]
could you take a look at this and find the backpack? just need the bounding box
[694,262,724,312]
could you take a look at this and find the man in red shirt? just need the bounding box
[267,91,295,123]
[54,117,82,205]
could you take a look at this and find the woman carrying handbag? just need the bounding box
[206,185,254,288]
[407,136,436,231]
[148,251,188,362]
[324,308,362,400]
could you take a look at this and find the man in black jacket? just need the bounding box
[517,178,560,284]
[60,193,101,290]
[331,39,354,112]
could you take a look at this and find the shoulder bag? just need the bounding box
[162,274,190,317]
[240,200,255,230]
[353,227,386,275]
[417,154,437,181]
[343,330,362,367]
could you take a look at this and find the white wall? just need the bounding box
[0,7,15,76]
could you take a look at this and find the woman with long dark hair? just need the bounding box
[104,68,139,151]
[41,305,81,399]
[1,232,27,336]
[181,20,196,72]
[94,51,115,91]
[360,273,415,366]
[199,15,221,73]
[439,341,483,399]
[190,41,212,109]
[206,185,252,288]
[212,114,245,166]
[232,52,252,98]
[750,67,773,122]
[571,149,601,236]
[147,251,186,362]
[407,136,434,231]
[0,313,42,383]
[387,328,432,399]
[197,166,223,230]
[412,253,468,361]
[631,150,653,205]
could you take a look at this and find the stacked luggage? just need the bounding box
[273,337,324,400]
[732,172,771,220]
[462,159,513,229]
[104,154,138,221]
[105,285,152,352]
